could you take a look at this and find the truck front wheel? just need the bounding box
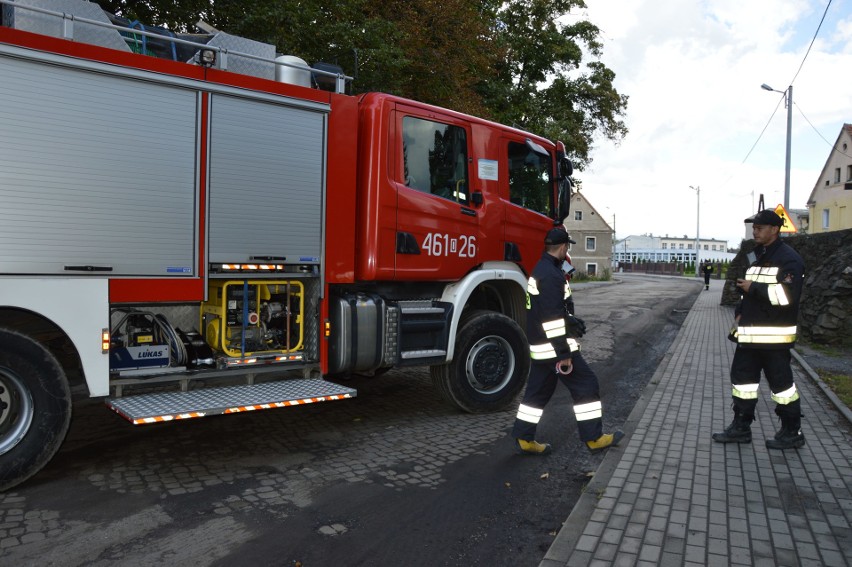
[0,329,72,492]
[431,311,529,413]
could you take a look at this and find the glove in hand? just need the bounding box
[566,315,586,338]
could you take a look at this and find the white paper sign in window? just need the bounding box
[478,159,499,181]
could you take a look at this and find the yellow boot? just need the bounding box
[517,439,552,455]
[586,430,625,454]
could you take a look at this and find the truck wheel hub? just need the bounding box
[465,336,515,393]
[0,368,34,456]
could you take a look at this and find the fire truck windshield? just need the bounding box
[507,141,552,216]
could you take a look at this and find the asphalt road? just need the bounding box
[0,274,702,566]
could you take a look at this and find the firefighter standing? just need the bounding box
[512,228,624,455]
[713,209,805,449]
[702,262,714,290]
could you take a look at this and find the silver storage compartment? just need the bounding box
[3,0,131,52]
[0,54,198,276]
[328,293,388,375]
[207,94,326,266]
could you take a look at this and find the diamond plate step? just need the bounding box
[106,379,356,425]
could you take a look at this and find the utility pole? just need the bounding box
[689,185,700,273]
[761,83,792,210]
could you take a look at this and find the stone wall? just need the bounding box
[722,229,852,346]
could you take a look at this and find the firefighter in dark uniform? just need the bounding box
[702,262,714,290]
[713,209,805,449]
[512,228,624,455]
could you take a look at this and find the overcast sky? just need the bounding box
[571,0,852,248]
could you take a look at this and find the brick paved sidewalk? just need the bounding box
[542,278,852,567]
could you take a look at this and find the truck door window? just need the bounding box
[507,141,552,216]
[402,116,469,205]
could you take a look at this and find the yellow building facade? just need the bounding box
[807,123,852,233]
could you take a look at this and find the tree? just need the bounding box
[94,0,627,168]
[479,0,627,168]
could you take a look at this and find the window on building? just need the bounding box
[835,168,841,183]
[823,209,830,229]
[575,210,583,221]
[587,263,597,276]
[678,243,684,249]
[662,243,667,249]
[703,244,708,250]
[506,141,552,215]
[847,165,852,181]
[586,236,596,251]
[687,243,693,249]
[403,116,469,205]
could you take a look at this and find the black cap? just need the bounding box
[545,228,576,245]
[746,209,784,227]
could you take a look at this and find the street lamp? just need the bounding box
[761,83,792,210]
[689,185,700,272]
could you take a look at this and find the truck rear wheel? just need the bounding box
[0,329,72,492]
[431,311,529,413]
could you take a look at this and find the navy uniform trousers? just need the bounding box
[511,352,603,443]
[730,347,801,419]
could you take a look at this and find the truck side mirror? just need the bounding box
[557,156,573,179]
[557,177,572,221]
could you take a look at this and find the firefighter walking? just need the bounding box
[512,228,624,455]
[713,209,806,449]
[702,262,714,290]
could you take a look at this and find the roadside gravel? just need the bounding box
[795,342,852,378]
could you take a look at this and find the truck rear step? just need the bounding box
[106,379,356,424]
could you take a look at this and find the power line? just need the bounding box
[795,102,852,159]
[739,97,784,165]
[730,0,834,178]
[788,0,834,86]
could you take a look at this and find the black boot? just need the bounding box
[766,416,805,449]
[712,412,753,443]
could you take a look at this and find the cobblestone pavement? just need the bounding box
[0,364,519,564]
[542,278,852,567]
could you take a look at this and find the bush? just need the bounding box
[572,269,612,283]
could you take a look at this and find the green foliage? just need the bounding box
[95,0,627,168]
[571,268,611,282]
[479,1,628,168]
[822,373,852,409]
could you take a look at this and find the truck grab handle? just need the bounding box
[64,265,114,272]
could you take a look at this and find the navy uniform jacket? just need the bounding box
[735,238,804,349]
[526,251,580,362]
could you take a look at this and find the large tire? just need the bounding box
[430,311,529,413]
[0,329,72,492]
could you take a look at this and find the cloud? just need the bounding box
[576,0,852,247]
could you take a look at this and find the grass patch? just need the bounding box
[820,372,852,408]
[808,342,844,357]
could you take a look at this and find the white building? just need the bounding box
[613,234,734,265]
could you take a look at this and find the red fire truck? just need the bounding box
[0,0,573,490]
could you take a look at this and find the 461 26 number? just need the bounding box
[421,233,477,257]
